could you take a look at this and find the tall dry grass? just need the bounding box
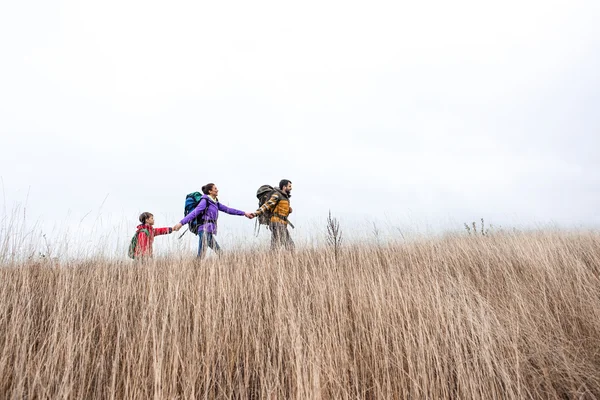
[1,230,600,399]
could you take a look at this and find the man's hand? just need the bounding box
[244,212,255,219]
[289,207,293,214]
[173,223,183,231]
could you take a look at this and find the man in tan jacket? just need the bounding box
[255,179,294,250]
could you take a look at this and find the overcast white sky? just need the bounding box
[1,0,599,255]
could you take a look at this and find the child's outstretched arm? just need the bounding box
[154,227,173,236]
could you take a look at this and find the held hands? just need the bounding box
[173,222,183,231]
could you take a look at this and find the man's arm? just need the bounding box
[255,193,279,216]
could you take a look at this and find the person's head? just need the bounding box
[202,183,219,198]
[139,212,154,226]
[279,179,292,195]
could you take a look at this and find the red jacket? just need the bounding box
[135,224,172,258]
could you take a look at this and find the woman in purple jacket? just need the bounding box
[173,183,254,257]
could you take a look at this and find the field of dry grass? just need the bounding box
[1,230,599,399]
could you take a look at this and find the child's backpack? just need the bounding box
[184,192,209,235]
[256,185,278,226]
[128,228,149,259]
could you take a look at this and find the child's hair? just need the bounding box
[139,212,153,224]
[202,183,215,195]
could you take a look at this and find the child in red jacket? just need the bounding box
[133,212,172,258]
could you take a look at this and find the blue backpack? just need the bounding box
[184,192,218,235]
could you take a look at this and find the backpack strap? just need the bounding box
[272,214,295,229]
[199,198,216,223]
[199,198,210,218]
[195,198,218,228]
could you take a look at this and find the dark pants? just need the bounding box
[270,223,295,251]
[198,231,221,258]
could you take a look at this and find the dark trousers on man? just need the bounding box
[270,223,294,251]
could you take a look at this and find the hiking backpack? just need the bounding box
[128,228,149,259]
[184,192,213,235]
[256,185,278,226]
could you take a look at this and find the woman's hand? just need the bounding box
[244,212,255,219]
[173,223,183,231]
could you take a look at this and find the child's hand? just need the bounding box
[173,223,183,231]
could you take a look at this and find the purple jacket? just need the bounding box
[180,195,244,234]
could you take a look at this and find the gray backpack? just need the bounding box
[256,185,277,226]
